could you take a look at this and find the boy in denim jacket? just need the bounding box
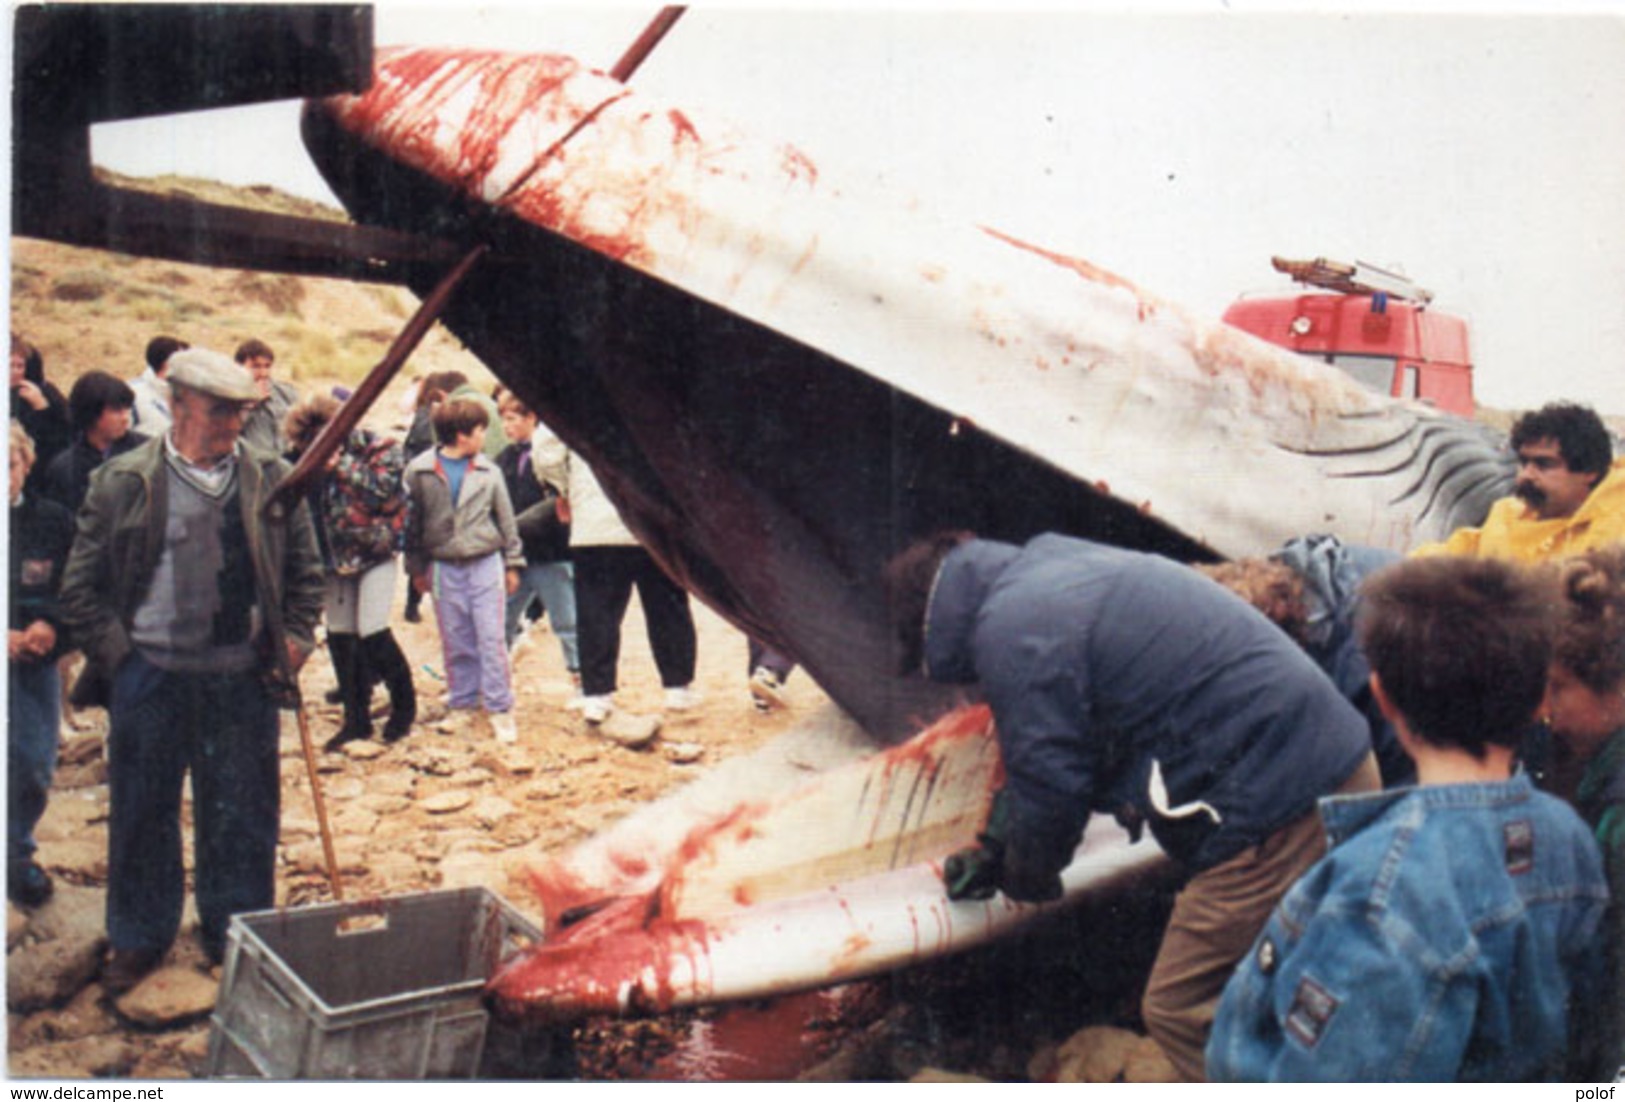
[1208,556,1608,1081]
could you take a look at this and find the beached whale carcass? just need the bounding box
[299,45,1510,1020]
[301,44,1508,745]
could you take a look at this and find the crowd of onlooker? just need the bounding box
[7,326,1623,1080]
[5,331,792,997]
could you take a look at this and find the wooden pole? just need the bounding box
[610,6,686,82]
[269,243,489,512]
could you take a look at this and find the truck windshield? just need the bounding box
[1319,354,1395,394]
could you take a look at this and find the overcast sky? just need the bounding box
[84,2,1625,413]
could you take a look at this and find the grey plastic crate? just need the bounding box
[206,887,543,1079]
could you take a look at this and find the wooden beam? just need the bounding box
[16,183,464,284]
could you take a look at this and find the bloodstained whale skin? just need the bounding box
[485,705,1175,1022]
[300,46,1511,744]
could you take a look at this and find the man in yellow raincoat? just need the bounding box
[1413,402,1625,563]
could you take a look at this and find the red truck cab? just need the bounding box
[1222,257,1474,418]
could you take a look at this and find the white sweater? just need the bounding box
[529,423,635,548]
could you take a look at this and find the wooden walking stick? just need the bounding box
[291,694,345,901]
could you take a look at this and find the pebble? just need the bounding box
[444,831,500,854]
[115,967,218,1028]
[405,743,475,778]
[368,771,417,797]
[422,791,472,815]
[450,767,495,790]
[324,777,366,801]
[490,819,540,848]
[471,796,518,828]
[598,712,661,750]
[664,742,704,764]
[344,740,387,761]
[524,779,566,802]
[5,884,108,1012]
[357,793,412,816]
[331,808,380,837]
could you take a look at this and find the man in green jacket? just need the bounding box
[59,348,324,993]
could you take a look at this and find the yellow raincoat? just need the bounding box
[1412,458,1625,562]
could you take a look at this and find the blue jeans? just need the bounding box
[7,660,60,867]
[107,653,280,954]
[504,561,579,672]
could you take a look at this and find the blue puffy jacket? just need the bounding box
[1273,534,1414,787]
[922,534,1371,873]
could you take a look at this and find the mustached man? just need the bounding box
[1413,402,1625,563]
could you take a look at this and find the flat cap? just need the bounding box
[165,348,260,403]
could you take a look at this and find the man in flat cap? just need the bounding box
[60,348,323,993]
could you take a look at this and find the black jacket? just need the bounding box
[496,441,570,564]
[11,381,70,496]
[9,491,75,663]
[41,430,150,515]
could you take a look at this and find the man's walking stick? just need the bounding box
[291,687,345,900]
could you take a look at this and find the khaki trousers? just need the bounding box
[1142,752,1381,1082]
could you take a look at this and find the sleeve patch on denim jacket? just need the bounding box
[1285,975,1340,1049]
[1503,819,1534,876]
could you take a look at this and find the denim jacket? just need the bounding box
[1207,775,1608,1082]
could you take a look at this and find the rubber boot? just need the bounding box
[323,632,372,752]
[366,630,418,743]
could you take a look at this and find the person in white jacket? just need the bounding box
[531,423,697,726]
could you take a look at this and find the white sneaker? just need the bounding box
[581,695,613,725]
[664,686,701,712]
[489,711,518,744]
[748,667,788,712]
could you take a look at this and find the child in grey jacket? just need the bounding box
[404,397,524,743]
